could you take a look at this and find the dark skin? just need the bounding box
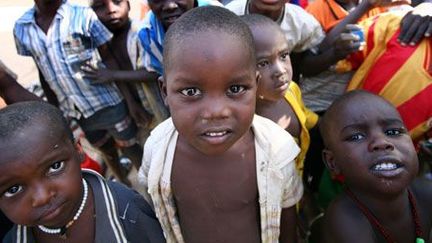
[0,117,96,242]
[163,31,261,242]
[252,25,301,139]
[171,131,261,243]
[321,92,432,242]
[33,186,95,243]
[0,64,40,104]
[33,0,140,183]
[87,0,156,128]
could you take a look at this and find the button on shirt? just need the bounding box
[14,2,122,119]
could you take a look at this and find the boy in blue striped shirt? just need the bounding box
[14,0,143,185]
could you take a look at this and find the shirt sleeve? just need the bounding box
[13,24,32,56]
[138,135,154,205]
[282,160,303,208]
[87,8,112,47]
[289,5,325,53]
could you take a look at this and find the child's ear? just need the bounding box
[255,70,261,84]
[75,142,85,162]
[158,76,168,106]
[322,149,341,176]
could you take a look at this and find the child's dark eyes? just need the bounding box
[227,85,246,95]
[180,87,201,97]
[257,60,269,68]
[345,133,365,142]
[48,161,65,174]
[3,185,23,198]
[385,127,406,136]
[280,52,290,61]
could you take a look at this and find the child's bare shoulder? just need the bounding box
[323,194,376,243]
[411,178,432,214]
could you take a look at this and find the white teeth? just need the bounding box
[206,131,227,137]
[373,162,397,171]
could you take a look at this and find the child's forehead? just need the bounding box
[330,95,401,127]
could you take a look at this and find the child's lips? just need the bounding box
[369,158,405,178]
[38,202,66,226]
[200,129,232,144]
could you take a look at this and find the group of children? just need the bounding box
[1,0,432,242]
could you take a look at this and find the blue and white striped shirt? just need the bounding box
[138,0,221,75]
[14,1,123,119]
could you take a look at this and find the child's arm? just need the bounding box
[98,44,152,126]
[0,63,41,104]
[279,206,297,243]
[82,64,159,85]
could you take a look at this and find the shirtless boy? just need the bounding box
[139,6,303,243]
[320,90,432,242]
[0,101,165,243]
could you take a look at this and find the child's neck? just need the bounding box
[347,187,410,223]
[34,1,62,34]
[256,97,283,112]
[248,1,284,22]
[35,1,62,18]
[111,20,131,36]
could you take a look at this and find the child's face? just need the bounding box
[0,122,83,228]
[250,0,287,14]
[323,95,418,195]
[253,26,292,102]
[163,32,258,155]
[91,0,130,31]
[148,0,194,30]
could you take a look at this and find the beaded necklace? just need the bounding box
[37,179,88,239]
[345,188,424,243]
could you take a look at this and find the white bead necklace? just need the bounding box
[37,179,88,236]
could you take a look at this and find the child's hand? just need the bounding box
[332,24,364,60]
[81,63,114,84]
[398,3,432,46]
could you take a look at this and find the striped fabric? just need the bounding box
[128,19,169,123]
[14,1,123,119]
[343,11,432,141]
[305,0,409,32]
[138,0,221,75]
[10,170,128,243]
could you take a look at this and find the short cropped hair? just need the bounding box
[240,14,282,33]
[319,90,395,148]
[0,101,74,142]
[163,6,256,72]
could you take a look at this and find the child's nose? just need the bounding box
[369,134,395,152]
[31,183,54,208]
[163,0,179,10]
[272,60,286,77]
[201,99,231,121]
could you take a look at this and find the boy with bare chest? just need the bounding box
[139,6,303,243]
